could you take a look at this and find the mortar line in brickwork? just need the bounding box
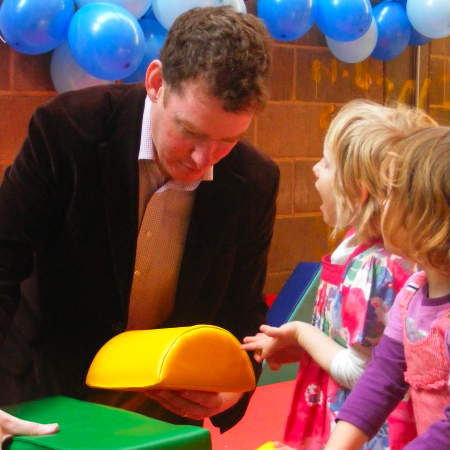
[293,46,298,99]
[274,157,319,162]
[268,269,295,277]
[7,48,13,90]
[275,43,327,51]
[276,212,322,219]
[430,54,450,61]
[267,100,345,107]
[429,104,450,108]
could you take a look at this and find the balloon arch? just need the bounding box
[0,0,448,93]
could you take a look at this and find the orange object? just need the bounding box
[86,325,255,393]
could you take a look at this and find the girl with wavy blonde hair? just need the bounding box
[327,125,450,449]
[243,100,437,450]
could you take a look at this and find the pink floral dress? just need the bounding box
[283,240,415,449]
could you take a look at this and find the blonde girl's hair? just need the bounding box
[381,126,450,274]
[325,99,437,243]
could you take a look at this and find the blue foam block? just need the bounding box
[266,262,321,327]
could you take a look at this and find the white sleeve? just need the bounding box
[330,346,371,390]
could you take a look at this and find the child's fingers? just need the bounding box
[240,342,260,351]
[267,360,281,371]
[260,324,282,337]
[242,335,261,344]
[254,352,264,363]
[241,344,264,362]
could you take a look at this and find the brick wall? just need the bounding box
[0,2,448,294]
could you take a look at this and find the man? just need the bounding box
[0,6,279,442]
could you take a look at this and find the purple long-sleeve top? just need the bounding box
[338,334,450,448]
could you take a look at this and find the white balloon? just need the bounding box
[222,0,246,13]
[152,0,246,31]
[326,18,378,64]
[407,0,450,39]
[152,0,212,30]
[76,0,152,19]
[50,41,110,94]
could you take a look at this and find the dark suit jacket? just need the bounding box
[0,84,279,430]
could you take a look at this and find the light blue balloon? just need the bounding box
[68,3,145,80]
[326,18,377,64]
[371,1,411,61]
[51,41,110,93]
[122,12,167,83]
[0,0,74,55]
[315,0,372,42]
[222,0,246,13]
[76,0,152,19]
[152,0,214,30]
[407,0,450,39]
[257,0,314,42]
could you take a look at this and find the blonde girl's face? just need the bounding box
[313,146,337,226]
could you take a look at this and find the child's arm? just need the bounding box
[328,405,450,450]
[323,420,369,450]
[242,321,344,371]
[325,334,409,447]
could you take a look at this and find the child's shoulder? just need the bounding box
[348,242,415,275]
[348,243,416,291]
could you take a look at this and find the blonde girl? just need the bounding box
[325,126,450,450]
[243,100,436,450]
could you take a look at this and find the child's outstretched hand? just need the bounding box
[241,322,303,370]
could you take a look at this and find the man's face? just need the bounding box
[150,79,254,183]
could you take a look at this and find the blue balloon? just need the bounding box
[409,28,431,46]
[51,41,110,93]
[315,0,372,42]
[142,5,155,19]
[0,0,74,55]
[68,3,145,80]
[257,0,314,42]
[407,0,450,39]
[371,1,411,61]
[122,12,167,83]
[76,0,153,19]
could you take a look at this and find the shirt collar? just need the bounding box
[138,96,213,192]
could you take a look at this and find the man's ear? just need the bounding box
[145,60,163,102]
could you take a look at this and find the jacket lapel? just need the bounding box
[99,86,146,318]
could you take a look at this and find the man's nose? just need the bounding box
[191,141,218,168]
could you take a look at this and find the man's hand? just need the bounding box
[0,409,58,444]
[145,390,243,420]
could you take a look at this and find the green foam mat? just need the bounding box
[4,396,211,450]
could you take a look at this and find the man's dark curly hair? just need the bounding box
[159,6,271,112]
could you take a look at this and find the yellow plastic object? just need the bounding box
[256,442,276,450]
[86,325,255,393]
